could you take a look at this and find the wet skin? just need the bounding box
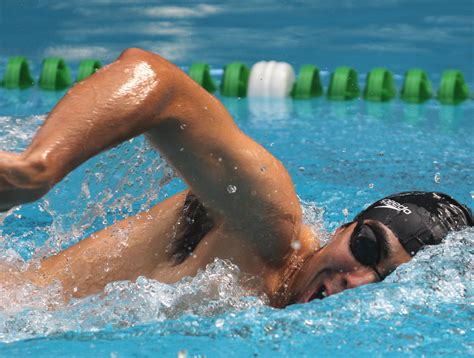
[289,220,411,303]
[0,48,411,307]
[0,48,311,307]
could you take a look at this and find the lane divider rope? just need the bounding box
[0,56,471,105]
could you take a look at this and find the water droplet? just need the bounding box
[378,151,385,157]
[470,191,474,200]
[269,142,274,147]
[73,287,78,293]
[260,166,266,172]
[179,123,187,130]
[218,157,222,162]
[215,318,225,328]
[342,208,349,218]
[179,147,184,152]
[434,172,441,184]
[298,166,305,172]
[291,240,301,250]
[234,166,238,170]
[368,183,374,189]
[227,185,237,194]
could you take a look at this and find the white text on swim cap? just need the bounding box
[375,199,412,215]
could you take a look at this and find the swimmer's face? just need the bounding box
[292,220,411,304]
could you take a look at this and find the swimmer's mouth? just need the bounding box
[306,284,328,302]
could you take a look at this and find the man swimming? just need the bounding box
[0,48,472,307]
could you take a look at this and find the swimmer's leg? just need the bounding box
[0,48,182,212]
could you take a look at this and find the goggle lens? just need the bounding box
[349,222,381,267]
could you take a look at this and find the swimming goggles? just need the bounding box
[349,221,386,281]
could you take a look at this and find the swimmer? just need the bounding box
[0,48,472,307]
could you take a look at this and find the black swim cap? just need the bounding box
[353,191,473,256]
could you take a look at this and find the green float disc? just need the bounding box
[291,64,323,99]
[77,59,102,82]
[400,69,432,103]
[437,69,469,105]
[327,66,360,101]
[189,63,216,93]
[221,62,249,97]
[2,56,34,89]
[363,67,396,102]
[39,57,72,90]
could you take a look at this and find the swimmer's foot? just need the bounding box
[0,152,51,212]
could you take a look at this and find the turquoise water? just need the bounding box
[1,0,473,356]
[1,0,473,80]
[1,96,473,357]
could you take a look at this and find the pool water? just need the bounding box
[1,94,473,356]
[1,0,473,356]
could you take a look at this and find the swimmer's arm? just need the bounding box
[0,48,175,210]
[0,48,300,259]
[0,263,27,288]
[4,48,177,187]
[31,191,191,299]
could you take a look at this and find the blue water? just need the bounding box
[1,1,473,357]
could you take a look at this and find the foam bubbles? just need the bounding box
[0,114,472,355]
[0,258,266,342]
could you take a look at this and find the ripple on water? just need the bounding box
[0,114,472,356]
[0,225,472,353]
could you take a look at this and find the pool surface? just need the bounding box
[0,1,473,357]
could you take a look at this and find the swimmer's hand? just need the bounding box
[0,152,51,212]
